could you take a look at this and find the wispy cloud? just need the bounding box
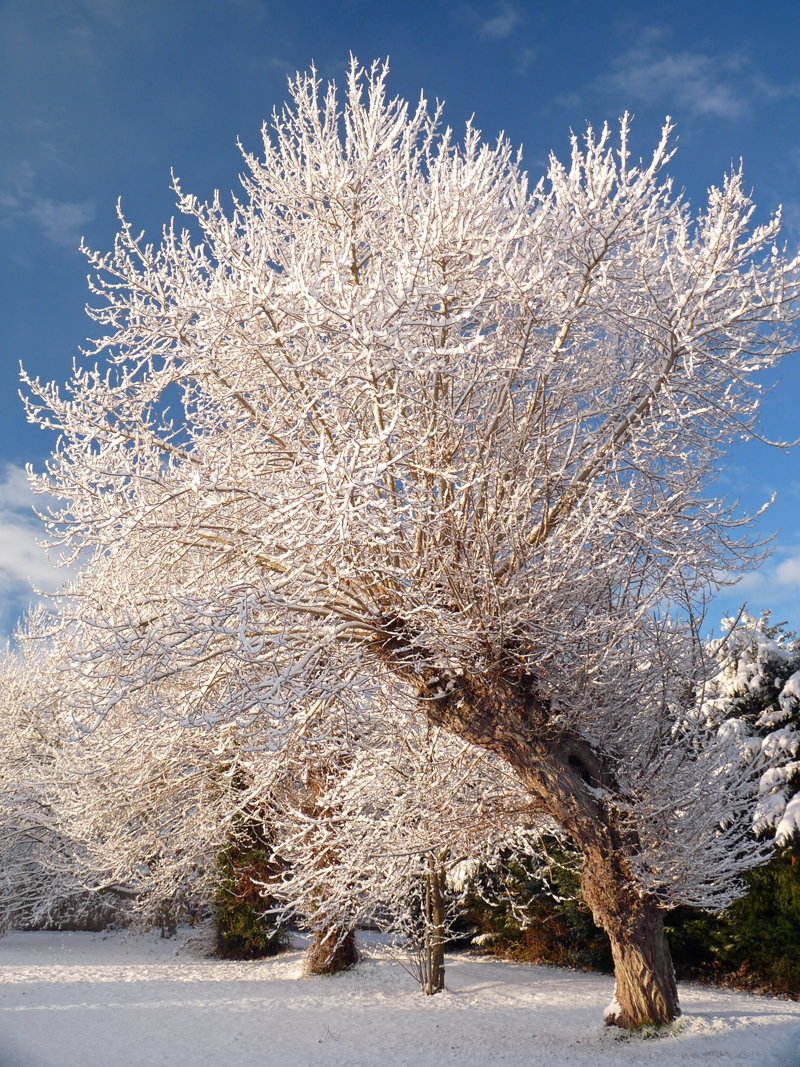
[716,546,800,630]
[249,55,297,75]
[781,202,800,245]
[225,0,267,18]
[478,3,521,40]
[553,91,581,110]
[0,166,94,249]
[776,555,800,587]
[597,28,800,122]
[0,464,76,636]
[28,198,95,247]
[605,39,747,120]
[515,47,536,76]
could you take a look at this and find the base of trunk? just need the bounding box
[582,858,680,1029]
[305,927,359,975]
[421,939,445,995]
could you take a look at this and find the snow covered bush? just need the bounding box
[0,612,108,934]
[0,610,261,936]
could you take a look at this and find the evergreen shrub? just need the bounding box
[666,841,800,997]
[214,829,289,959]
[464,840,800,996]
[461,843,613,973]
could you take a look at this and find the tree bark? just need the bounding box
[581,848,679,1027]
[305,925,359,975]
[426,859,446,994]
[376,630,681,1027]
[297,759,360,976]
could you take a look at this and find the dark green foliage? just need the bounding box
[461,842,613,973]
[666,841,800,996]
[214,833,289,960]
[464,838,800,996]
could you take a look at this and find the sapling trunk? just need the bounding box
[422,856,446,994]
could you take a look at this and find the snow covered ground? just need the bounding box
[0,928,798,1067]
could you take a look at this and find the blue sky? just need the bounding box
[1,0,799,636]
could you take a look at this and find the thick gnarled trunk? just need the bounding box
[581,851,679,1027]
[381,651,682,1028]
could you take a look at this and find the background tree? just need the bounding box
[0,608,268,938]
[695,612,800,843]
[0,611,101,933]
[665,611,800,994]
[21,61,800,1027]
[269,696,546,993]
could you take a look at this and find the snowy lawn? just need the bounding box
[0,929,798,1067]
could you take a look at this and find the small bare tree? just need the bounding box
[270,697,542,994]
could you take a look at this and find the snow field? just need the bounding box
[0,930,798,1067]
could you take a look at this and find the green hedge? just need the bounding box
[460,845,612,973]
[463,841,800,997]
[666,841,800,996]
[214,837,289,959]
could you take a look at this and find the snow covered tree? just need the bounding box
[21,61,800,1026]
[0,612,95,933]
[695,612,800,844]
[269,697,545,992]
[0,608,265,936]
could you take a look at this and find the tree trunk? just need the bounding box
[305,925,359,975]
[426,860,446,994]
[375,637,682,1028]
[298,760,359,976]
[581,848,679,1027]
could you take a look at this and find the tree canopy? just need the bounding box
[16,60,800,1028]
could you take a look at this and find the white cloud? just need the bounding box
[0,463,32,511]
[0,163,94,249]
[606,43,747,120]
[776,555,800,587]
[249,55,297,74]
[780,202,800,245]
[0,465,76,636]
[0,522,66,591]
[478,3,521,40]
[29,197,94,248]
[600,29,800,123]
[554,91,581,111]
[0,160,34,228]
[515,47,536,76]
[714,548,800,631]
